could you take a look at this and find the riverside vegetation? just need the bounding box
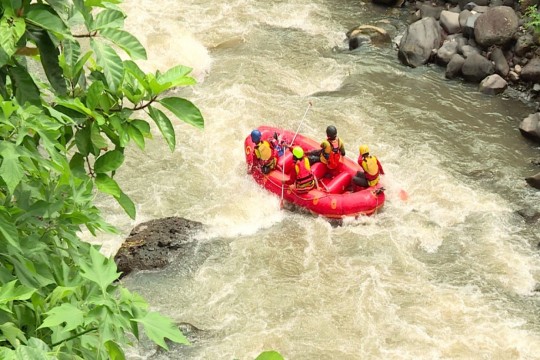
[0,0,204,358]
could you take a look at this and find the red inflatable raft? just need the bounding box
[244,126,385,219]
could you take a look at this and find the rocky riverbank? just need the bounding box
[347,0,540,188]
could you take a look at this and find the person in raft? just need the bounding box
[285,146,316,193]
[351,144,384,188]
[307,125,346,173]
[249,129,279,174]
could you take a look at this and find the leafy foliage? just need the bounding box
[524,5,540,33]
[0,0,204,358]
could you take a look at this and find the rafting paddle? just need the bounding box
[280,101,313,209]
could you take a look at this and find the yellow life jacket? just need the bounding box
[361,155,380,186]
[255,140,272,161]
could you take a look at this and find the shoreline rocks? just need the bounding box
[348,0,540,189]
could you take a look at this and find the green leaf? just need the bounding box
[75,125,91,156]
[38,303,84,331]
[0,322,27,347]
[0,212,19,249]
[114,191,135,219]
[255,351,285,360]
[149,106,175,151]
[126,124,144,149]
[90,39,124,92]
[79,246,121,293]
[60,39,80,75]
[0,15,25,57]
[100,28,146,60]
[92,9,125,30]
[130,119,151,137]
[123,60,149,91]
[134,311,189,350]
[0,142,24,194]
[95,173,121,197]
[26,29,68,96]
[94,150,124,173]
[158,65,196,87]
[0,280,35,304]
[73,50,93,84]
[86,81,105,111]
[17,338,51,358]
[7,64,41,107]
[26,4,70,39]
[91,122,109,150]
[158,97,204,129]
[48,286,77,306]
[104,340,125,360]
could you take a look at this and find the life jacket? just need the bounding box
[361,155,380,186]
[320,138,342,170]
[255,140,277,169]
[294,157,315,193]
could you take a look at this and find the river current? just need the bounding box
[90,0,540,359]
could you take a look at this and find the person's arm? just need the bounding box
[377,158,385,175]
[339,139,346,156]
[321,141,329,160]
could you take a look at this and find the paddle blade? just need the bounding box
[399,189,409,201]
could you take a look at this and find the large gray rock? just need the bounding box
[440,10,461,34]
[461,53,495,82]
[521,58,540,83]
[437,40,459,65]
[398,17,442,68]
[445,54,465,79]
[519,113,540,142]
[473,6,518,48]
[515,33,535,57]
[525,172,540,190]
[490,47,510,77]
[114,216,203,277]
[479,74,508,95]
[463,12,480,38]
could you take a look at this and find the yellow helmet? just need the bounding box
[292,146,304,159]
[359,144,369,156]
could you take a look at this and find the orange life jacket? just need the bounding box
[320,138,342,170]
[294,157,315,193]
[361,155,380,186]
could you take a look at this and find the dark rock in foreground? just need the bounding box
[114,216,202,277]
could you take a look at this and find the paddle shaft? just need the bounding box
[280,101,313,207]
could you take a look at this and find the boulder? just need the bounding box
[473,6,519,48]
[489,47,510,77]
[519,113,540,142]
[440,10,461,35]
[114,216,203,277]
[398,17,442,68]
[525,172,540,190]
[479,74,508,95]
[445,54,465,79]
[437,40,459,65]
[461,53,495,82]
[521,58,540,83]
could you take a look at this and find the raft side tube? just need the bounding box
[325,171,352,194]
[311,162,327,179]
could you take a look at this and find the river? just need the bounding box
[90,0,540,359]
